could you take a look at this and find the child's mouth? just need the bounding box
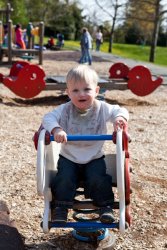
[79,99,86,102]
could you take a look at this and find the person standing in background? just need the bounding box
[95,29,103,51]
[79,27,93,65]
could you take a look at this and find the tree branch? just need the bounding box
[94,0,114,18]
[159,9,167,16]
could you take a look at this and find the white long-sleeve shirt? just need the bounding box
[42,100,129,164]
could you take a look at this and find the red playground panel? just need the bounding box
[0,61,46,99]
[127,65,163,96]
[0,61,163,98]
[109,62,130,79]
[109,63,163,96]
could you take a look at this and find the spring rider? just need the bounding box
[33,125,131,249]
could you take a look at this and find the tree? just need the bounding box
[71,3,85,40]
[25,0,53,23]
[124,0,154,44]
[149,0,167,62]
[125,0,167,62]
[45,1,84,40]
[94,0,126,52]
[0,0,28,25]
[125,22,143,44]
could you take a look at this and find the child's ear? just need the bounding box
[66,88,69,96]
[96,86,100,95]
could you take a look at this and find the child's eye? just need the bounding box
[73,89,79,93]
[85,88,92,91]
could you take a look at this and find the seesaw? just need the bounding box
[109,62,163,96]
[33,126,131,248]
[0,61,163,99]
[0,61,45,99]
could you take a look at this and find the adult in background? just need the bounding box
[79,27,93,65]
[95,29,103,51]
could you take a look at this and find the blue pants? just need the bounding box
[84,48,92,65]
[51,155,114,208]
[96,39,101,51]
[79,47,92,65]
[79,47,86,63]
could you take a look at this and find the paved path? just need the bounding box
[92,51,167,84]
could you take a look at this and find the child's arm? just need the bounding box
[42,104,70,143]
[42,104,66,134]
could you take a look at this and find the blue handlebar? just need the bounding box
[50,134,113,141]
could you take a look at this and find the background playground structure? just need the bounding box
[0,3,44,65]
[0,20,44,65]
[0,60,163,99]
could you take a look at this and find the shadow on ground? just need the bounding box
[25,231,98,250]
[43,50,110,63]
[0,93,155,107]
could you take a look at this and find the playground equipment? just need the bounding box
[0,61,45,98]
[44,62,163,97]
[33,126,131,248]
[0,4,44,65]
[0,3,13,24]
[109,62,163,96]
[0,61,163,99]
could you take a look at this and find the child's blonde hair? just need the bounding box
[66,65,99,87]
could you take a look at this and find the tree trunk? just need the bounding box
[149,0,160,62]
[108,2,119,53]
[108,31,113,53]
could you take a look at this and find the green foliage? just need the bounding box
[114,25,125,43]
[46,2,84,40]
[0,0,28,25]
[124,22,144,44]
[24,0,47,23]
[10,0,28,25]
[0,1,84,38]
[158,26,167,46]
[124,0,156,44]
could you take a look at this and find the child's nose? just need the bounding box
[79,90,85,96]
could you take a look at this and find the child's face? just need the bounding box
[66,81,99,111]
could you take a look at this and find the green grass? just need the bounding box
[46,38,167,67]
[103,43,167,67]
